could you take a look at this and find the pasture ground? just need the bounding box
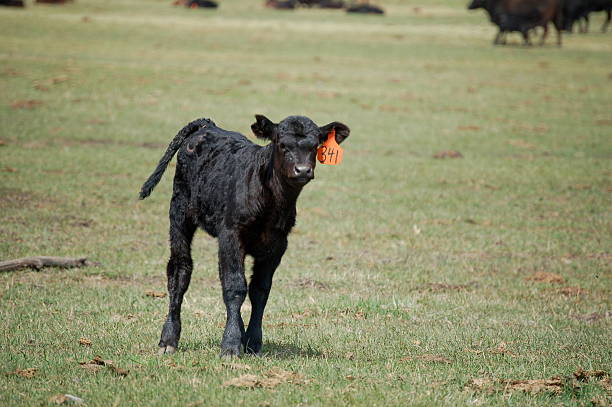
[1,0,611,405]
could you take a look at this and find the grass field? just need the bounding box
[1,0,611,405]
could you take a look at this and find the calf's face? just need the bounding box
[251,115,350,186]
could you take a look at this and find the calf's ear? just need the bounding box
[251,114,278,141]
[319,122,350,145]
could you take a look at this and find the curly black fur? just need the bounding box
[140,114,349,357]
[139,118,212,200]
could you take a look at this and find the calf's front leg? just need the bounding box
[218,230,247,357]
[244,245,285,355]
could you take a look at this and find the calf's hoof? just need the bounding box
[244,341,262,356]
[219,346,242,359]
[158,345,177,355]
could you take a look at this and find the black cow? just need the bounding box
[318,0,344,8]
[346,4,384,14]
[173,0,218,8]
[0,0,24,7]
[265,0,296,9]
[563,0,611,32]
[591,0,612,32]
[468,0,563,46]
[187,0,218,8]
[140,115,350,357]
[562,0,590,31]
[296,0,345,8]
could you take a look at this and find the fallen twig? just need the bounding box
[0,256,93,272]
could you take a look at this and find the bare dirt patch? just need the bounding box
[501,378,564,394]
[11,100,43,109]
[457,125,481,131]
[223,368,308,389]
[433,150,463,159]
[291,278,330,290]
[79,356,129,376]
[527,271,565,284]
[48,394,84,404]
[573,311,611,322]
[557,286,588,297]
[0,188,37,209]
[466,377,563,394]
[491,342,517,357]
[467,369,610,395]
[78,337,92,347]
[145,290,166,298]
[6,368,38,378]
[416,282,477,293]
[401,354,452,364]
[508,139,537,149]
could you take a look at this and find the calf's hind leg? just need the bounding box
[159,199,196,355]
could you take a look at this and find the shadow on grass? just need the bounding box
[260,341,323,359]
[179,339,322,359]
[492,41,561,48]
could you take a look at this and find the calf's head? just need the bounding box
[251,115,350,186]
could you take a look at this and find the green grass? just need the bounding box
[1,0,611,405]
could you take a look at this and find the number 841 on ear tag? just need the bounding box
[317,129,344,165]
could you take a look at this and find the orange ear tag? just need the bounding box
[317,129,344,165]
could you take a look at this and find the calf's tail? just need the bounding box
[139,117,212,200]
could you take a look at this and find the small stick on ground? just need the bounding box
[0,256,92,272]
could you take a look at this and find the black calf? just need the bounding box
[140,115,349,357]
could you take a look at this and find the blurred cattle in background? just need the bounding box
[1,0,24,6]
[297,0,345,8]
[265,0,296,9]
[265,0,379,12]
[563,0,592,32]
[563,0,611,32]
[468,0,563,46]
[346,1,384,14]
[173,0,218,8]
[35,0,72,3]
